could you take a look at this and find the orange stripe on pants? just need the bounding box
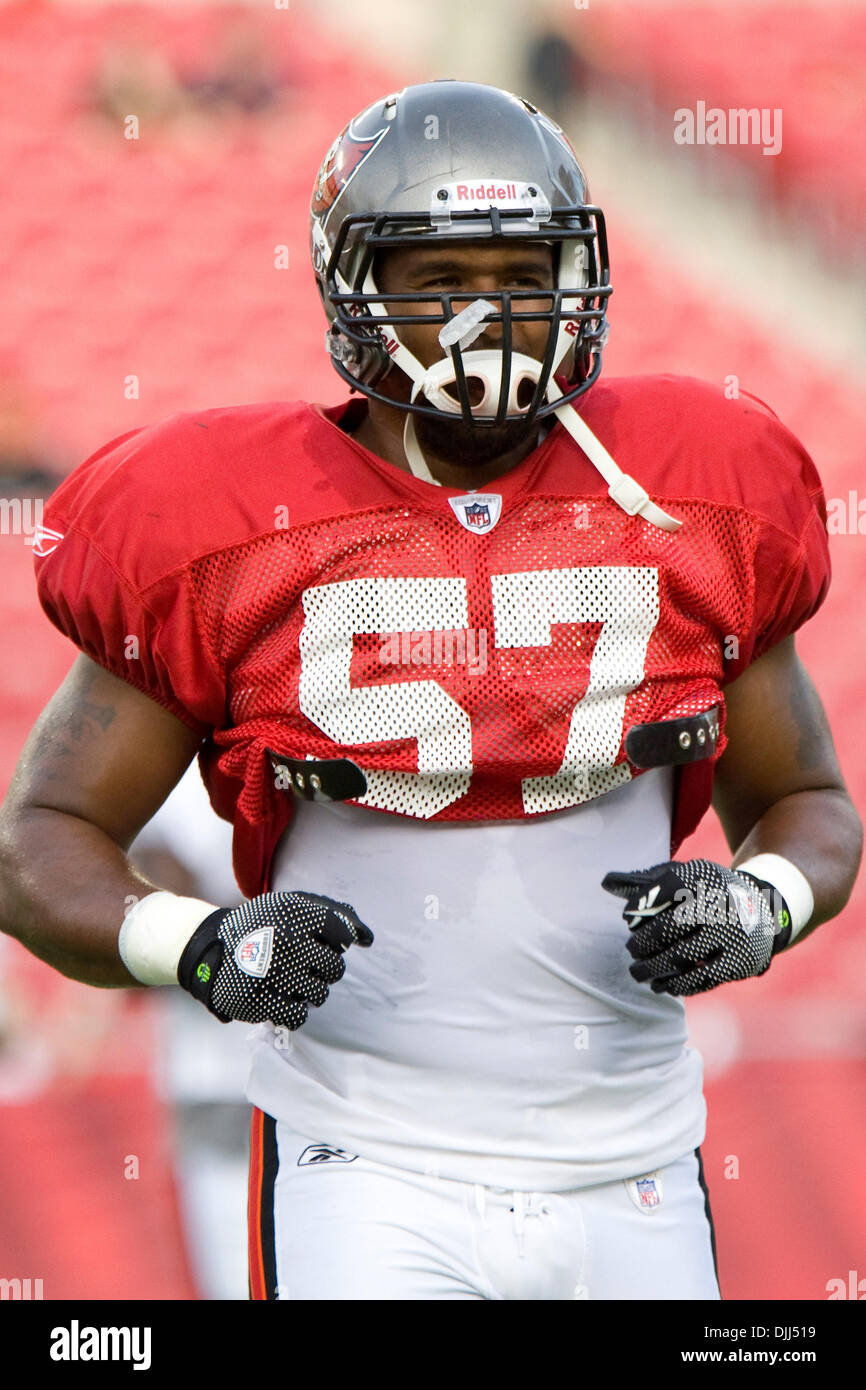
[248,1107,267,1300]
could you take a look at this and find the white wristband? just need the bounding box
[118,890,220,986]
[736,853,814,943]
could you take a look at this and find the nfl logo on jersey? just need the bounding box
[464,501,490,529]
[448,492,503,535]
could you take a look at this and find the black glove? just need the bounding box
[177,890,373,1027]
[601,859,792,997]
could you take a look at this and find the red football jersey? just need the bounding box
[34,375,830,897]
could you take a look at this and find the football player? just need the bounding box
[0,81,860,1300]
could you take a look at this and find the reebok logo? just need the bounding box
[298,1144,358,1166]
[625,884,671,924]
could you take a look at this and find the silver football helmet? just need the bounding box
[309,80,680,532]
[311,82,608,404]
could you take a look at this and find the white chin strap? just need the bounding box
[550,396,682,533]
[371,291,681,533]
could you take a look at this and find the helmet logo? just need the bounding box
[311,118,390,228]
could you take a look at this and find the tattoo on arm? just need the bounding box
[30,694,118,782]
[57,700,117,746]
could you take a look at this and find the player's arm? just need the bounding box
[711,633,861,944]
[0,654,201,986]
[0,655,372,1024]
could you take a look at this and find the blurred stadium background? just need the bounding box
[0,0,864,1300]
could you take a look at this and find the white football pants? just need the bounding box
[249,1111,721,1300]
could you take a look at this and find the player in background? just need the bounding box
[0,82,860,1300]
[129,763,249,1301]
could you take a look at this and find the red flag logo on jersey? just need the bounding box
[311,118,391,226]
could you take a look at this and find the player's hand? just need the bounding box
[176,890,373,1027]
[600,859,792,997]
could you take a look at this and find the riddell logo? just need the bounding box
[456,182,519,201]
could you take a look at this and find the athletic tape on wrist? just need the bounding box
[118,890,220,986]
[735,853,814,943]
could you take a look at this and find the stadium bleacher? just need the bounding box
[0,1,863,1300]
[576,3,866,255]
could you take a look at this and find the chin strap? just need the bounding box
[388,297,681,532]
[403,412,440,484]
[404,393,682,533]
[551,397,682,533]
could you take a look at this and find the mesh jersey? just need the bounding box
[34,375,830,897]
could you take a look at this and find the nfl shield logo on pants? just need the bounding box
[624,1171,664,1212]
[637,1177,660,1208]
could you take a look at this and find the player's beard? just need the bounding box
[414,409,541,469]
